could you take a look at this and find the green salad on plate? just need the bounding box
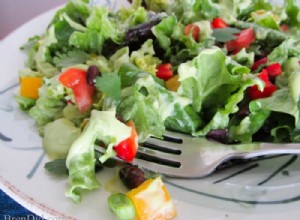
[16,0,300,219]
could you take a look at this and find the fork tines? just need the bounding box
[136,133,184,168]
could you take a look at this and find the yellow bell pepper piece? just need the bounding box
[126,177,176,220]
[20,77,43,99]
[165,75,180,92]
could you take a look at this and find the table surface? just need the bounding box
[0,0,67,39]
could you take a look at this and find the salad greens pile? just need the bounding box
[17,0,300,203]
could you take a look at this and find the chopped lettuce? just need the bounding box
[251,10,280,30]
[268,37,300,65]
[231,48,255,69]
[284,0,300,28]
[66,110,132,203]
[177,48,241,113]
[195,75,262,136]
[229,101,271,143]
[15,96,36,112]
[130,39,161,75]
[117,75,199,140]
[152,15,177,50]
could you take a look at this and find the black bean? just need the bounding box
[116,114,125,123]
[236,104,250,119]
[87,65,101,85]
[206,129,229,144]
[119,166,145,190]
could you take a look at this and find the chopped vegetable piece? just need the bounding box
[257,69,269,82]
[59,68,95,112]
[226,28,255,52]
[165,75,180,91]
[95,73,121,101]
[20,77,43,99]
[108,193,136,220]
[252,57,268,71]
[44,159,68,176]
[211,17,228,29]
[119,165,146,189]
[212,27,240,43]
[156,63,174,81]
[280,24,289,32]
[265,63,282,78]
[184,24,200,42]
[126,177,176,220]
[15,96,36,111]
[248,69,277,100]
[114,121,138,162]
[43,118,81,160]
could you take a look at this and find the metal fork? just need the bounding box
[95,131,300,178]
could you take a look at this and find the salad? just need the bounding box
[17,0,300,219]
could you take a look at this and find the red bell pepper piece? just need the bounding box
[226,28,255,53]
[113,121,138,162]
[251,57,268,71]
[248,69,276,100]
[59,68,95,112]
[265,63,282,78]
[211,17,228,29]
[156,63,174,81]
[184,24,201,42]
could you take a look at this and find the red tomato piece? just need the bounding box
[113,121,138,162]
[59,68,95,112]
[265,63,282,78]
[249,82,276,100]
[280,24,289,32]
[184,24,201,42]
[226,28,256,52]
[258,69,269,82]
[252,57,269,71]
[211,17,228,29]
[156,63,174,81]
[248,69,277,100]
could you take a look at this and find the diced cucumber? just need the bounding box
[108,193,135,220]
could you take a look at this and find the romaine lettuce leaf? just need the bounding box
[118,63,150,88]
[231,48,255,69]
[152,15,177,50]
[130,39,161,75]
[29,96,66,135]
[177,48,241,113]
[284,0,300,28]
[28,75,67,135]
[165,105,202,133]
[66,110,132,203]
[195,75,262,136]
[15,96,36,112]
[193,0,219,20]
[251,10,280,30]
[268,37,300,65]
[229,101,271,143]
[117,75,197,141]
[230,88,299,143]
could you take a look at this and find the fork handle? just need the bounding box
[235,142,300,159]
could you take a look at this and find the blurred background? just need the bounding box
[0,0,67,39]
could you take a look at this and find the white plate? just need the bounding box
[1,1,300,219]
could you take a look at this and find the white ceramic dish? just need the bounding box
[1,0,300,219]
